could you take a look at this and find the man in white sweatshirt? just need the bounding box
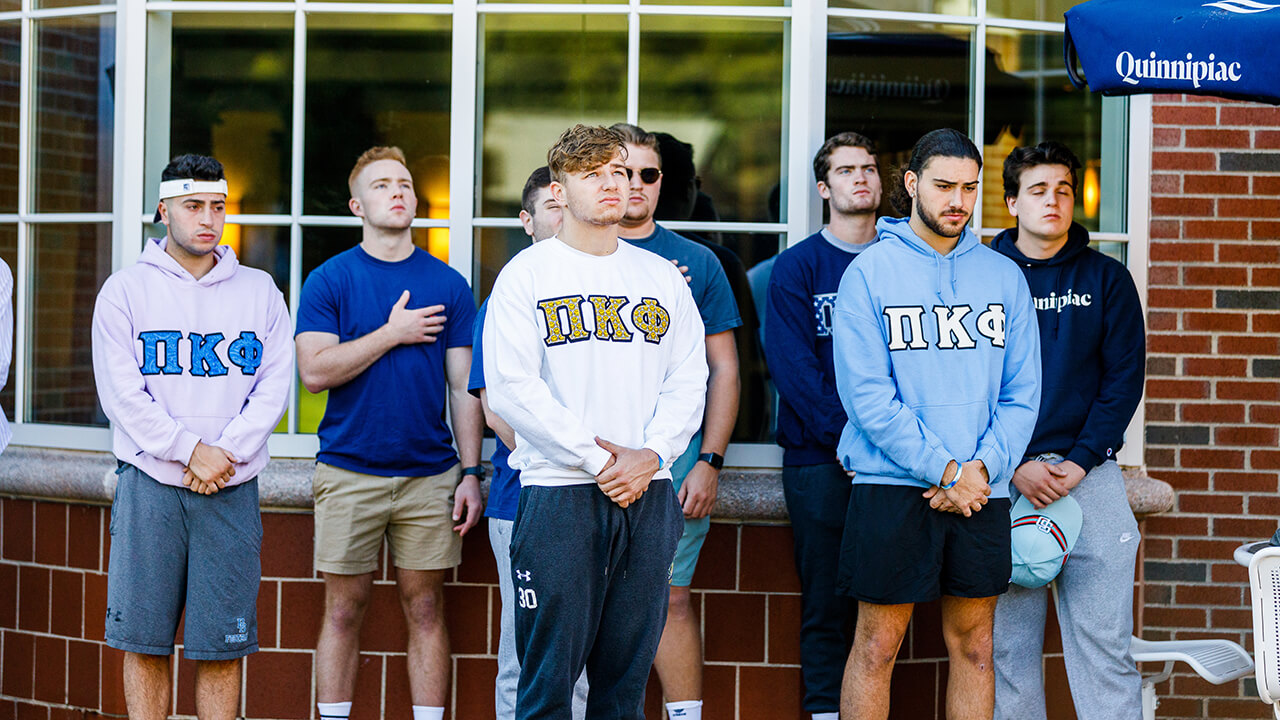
[92,153,293,720]
[483,124,708,720]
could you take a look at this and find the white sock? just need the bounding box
[666,700,702,719]
[317,702,351,720]
[813,713,839,720]
[412,706,445,720]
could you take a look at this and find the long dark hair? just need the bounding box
[889,128,982,216]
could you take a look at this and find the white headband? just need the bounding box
[158,178,228,200]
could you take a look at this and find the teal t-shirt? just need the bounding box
[624,225,742,335]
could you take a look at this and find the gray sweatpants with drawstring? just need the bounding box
[993,459,1144,720]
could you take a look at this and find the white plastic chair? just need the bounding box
[1248,545,1280,719]
[1129,636,1254,720]
[1047,581,1252,720]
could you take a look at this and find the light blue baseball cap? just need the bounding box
[1010,494,1083,588]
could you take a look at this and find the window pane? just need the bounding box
[32,15,115,213]
[639,16,784,224]
[304,14,451,217]
[225,224,291,304]
[983,28,1124,234]
[151,14,292,215]
[478,14,627,218]
[483,0,624,4]
[689,230,777,443]
[474,226,530,304]
[36,0,112,9]
[829,0,974,15]
[1092,240,1125,264]
[30,223,110,426]
[0,23,17,211]
[987,0,1077,23]
[645,0,783,5]
[826,19,974,179]
[0,225,14,422]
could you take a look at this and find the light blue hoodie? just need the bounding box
[832,216,1041,498]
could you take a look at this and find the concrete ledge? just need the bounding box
[1125,466,1176,517]
[0,446,1175,521]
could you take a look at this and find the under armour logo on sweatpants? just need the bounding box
[516,569,532,581]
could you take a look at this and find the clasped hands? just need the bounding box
[182,441,237,495]
[921,459,991,517]
[594,437,661,508]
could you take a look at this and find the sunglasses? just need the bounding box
[624,167,662,184]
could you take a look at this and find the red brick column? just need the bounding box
[1145,93,1280,720]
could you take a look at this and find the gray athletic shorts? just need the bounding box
[105,462,262,660]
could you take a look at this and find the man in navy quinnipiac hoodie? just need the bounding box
[989,141,1146,720]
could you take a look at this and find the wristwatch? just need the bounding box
[461,465,485,479]
[697,452,725,470]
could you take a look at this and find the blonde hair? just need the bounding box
[547,125,626,184]
[348,146,408,195]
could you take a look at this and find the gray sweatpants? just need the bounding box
[490,518,588,720]
[993,460,1144,720]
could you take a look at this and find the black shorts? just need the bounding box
[836,483,1011,604]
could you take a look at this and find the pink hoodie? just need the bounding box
[92,237,293,487]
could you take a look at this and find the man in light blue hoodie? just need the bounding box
[832,129,1041,720]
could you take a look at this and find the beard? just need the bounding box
[915,193,970,238]
[619,195,653,227]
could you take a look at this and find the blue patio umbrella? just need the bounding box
[1064,0,1280,105]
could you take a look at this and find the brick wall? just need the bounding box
[0,495,1098,720]
[1145,93,1280,720]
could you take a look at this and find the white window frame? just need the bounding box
[5,0,1152,469]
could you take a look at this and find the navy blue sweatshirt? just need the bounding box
[991,223,1145,472]
[765,230,869,466]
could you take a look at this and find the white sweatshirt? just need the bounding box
[91,237,293,488]
[483,237,708,487]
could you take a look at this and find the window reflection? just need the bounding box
[983,28,1123,234]
[478,14,627,218]
[987,0,1078,23]
[31,224,111,426]
[0,24,17,212]
[151,14,292,215]
[829,0,974,15]
[33,15,115,213]
[36,0,112,10]
[638,15,785,225]
[474,226,530,304]
[825,18,975,206]
[304,14,451,217]
[223,224,290,307]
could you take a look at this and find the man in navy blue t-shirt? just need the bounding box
[295,146,483,720]
[764,132,881,720]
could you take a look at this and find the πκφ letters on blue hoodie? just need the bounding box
[832,217,1042,499]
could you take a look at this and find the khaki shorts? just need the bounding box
[312,461,462,574]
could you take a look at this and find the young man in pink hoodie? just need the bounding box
[92,153,293,720]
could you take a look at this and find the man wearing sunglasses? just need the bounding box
[609,122,741,720]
